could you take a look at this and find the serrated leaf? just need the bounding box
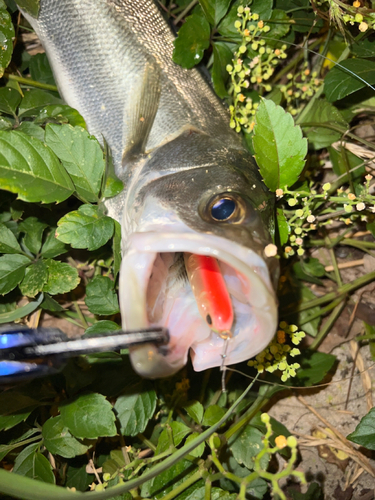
[0,223,22,253]
[199,0,231,25]
[40,293,64,312]
[42,415,90,458]
[66,464,91,492]
[19,260,48,298]
[85,275,119,316]
[276,208,289,246]
[253,99,307,191]
[59,393,117,439]
[114,383,157,436]
[185,486,237,500]
[29,53,55,86]
[0,87,21,116]
[212,42,233,98]
[173,13,211,69]
[43,259,80,295]
[202,404,226,426]
[229,424,268,470]
[156,421,192,454]
[19,89,62,117]
[13,443,55,483]
[19,216,48,255]
[347,407,375,450]
[35,105,86,128]
[14,0,40,17]
[0,131,75,203]
[45,124,104,202]
[0,411,33,432]
[56,204,114,251]
[40,229,68,259]
[0,7,14,78]
[299,100,347,149]
[184,400,204,424]
[0,253,30,294]
[324,59,375,102]
[0,428,40,460]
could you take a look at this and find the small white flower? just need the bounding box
[264,244,278,257]
[356,202,366,211]
[307,215,315,223]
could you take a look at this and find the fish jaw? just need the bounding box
[119,228,277,378]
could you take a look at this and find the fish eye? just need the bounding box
[203,193,245,223]
[211,197,236,221]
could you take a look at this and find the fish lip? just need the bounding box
[120,231,277,378]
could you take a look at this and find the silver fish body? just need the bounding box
[22,0,278,377]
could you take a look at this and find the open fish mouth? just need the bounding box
[119,231,277,378]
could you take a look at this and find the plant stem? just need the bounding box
[310,299,347,349]
[5,74,59,92]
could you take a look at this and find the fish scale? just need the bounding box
[19,0,279,378]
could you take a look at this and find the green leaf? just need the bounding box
[0,115,12,130]
[0,411,33,432]
[0,7,14,78]
[0,390,39,415]
[114,383,157,436]
[276,208,289,246]
[59,393,117,439]
[0,223,23,254]
[229,424,268,470]
[299,100,348,149]
[56,204,114,251]
[141,459,198,498]
[29,53,55,86]
[347,407,375,450]
[184,400,204,424]
[202,405,226,426]
[19,89,62,117]
[66,464,91,492]
[185,432,205,458]
[329,145,365,183]
[84,320,121,337]
[199,0,231,25]
[14,0,40,17]
[173,14,211,69]
[351,38,375,58]
[40,293,64,312]
[324,59,375,102]
[212,42,233,98]
[17,122,45,142]
[43,259,80,295]
[85,275,119,315]
[289,482,323,500]
[156,421,192,454]
[19,217,48,255]
[42,415,91,458]
[34,105,86,128]
[0,293,43,323]
[40,229,68,259]
[0,254,30,294]
[0,87,21,116]
[293,258,325,285]
[296,284,321,336]
[45,124,105,202]
[253,98,307,190]
[184,486,237,500]
[13,443,55,484]
[0,131,75,203]
[102,146,123,199]
[266,9,291,41]
[19,260,48,298]
[295,350,336,386]
[0,429,40,460]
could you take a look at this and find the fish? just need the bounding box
[19,0,279,378]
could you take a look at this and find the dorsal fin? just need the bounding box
[122,61,161,164]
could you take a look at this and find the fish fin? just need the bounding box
[122,61,161,163]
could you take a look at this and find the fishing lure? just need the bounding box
[184,253,233,339]
[0,326,169,383]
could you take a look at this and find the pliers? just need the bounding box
[0,325,169,383]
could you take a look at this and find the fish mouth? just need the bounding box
[119,232,277,378]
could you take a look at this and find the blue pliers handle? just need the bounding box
[0,325,169,383]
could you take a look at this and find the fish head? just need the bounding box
[119,129,278,378]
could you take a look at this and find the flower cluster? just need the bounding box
[227,6,287,133]
[248,322,305,382]
[280,63,322,116]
